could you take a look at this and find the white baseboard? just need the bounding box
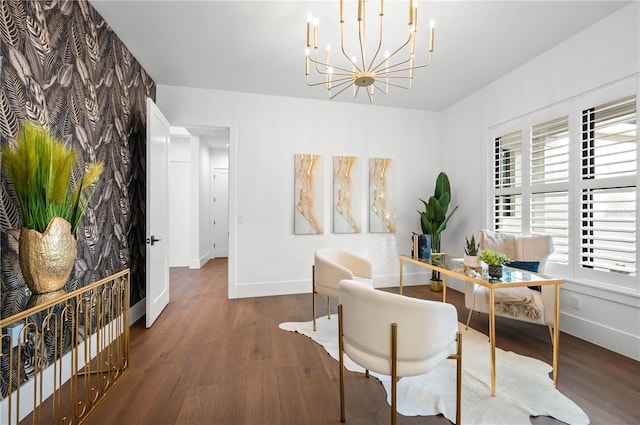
[561,311,640,361]
[130,299,145,325]
[189,253,210,269]
[231,272,432,299]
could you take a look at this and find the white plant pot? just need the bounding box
[464,255,480,268]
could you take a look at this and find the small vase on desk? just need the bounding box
[488,265,503,279]
[464,255,480,268]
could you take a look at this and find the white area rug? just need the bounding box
[279,316,589,425]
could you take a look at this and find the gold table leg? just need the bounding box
[553,283,560,386]
[399,258,404,295]
[489,286,496,396]
[442,274,447,303]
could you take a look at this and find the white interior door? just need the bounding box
[146,98,170,327]
[212,168,229,258]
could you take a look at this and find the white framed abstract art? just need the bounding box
[369,157,396,233]
[294,153,324,234]
[333,156,361,233]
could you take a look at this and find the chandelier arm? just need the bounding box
[370,31,413,73]
[383,57,434,75]
[377,56,413,75]
[308,55,360,76]
[358,20,366,72]
[366,9,385,73]
[329,80,358,99]
[381,79,414,90]
[340,22,362,73]
[313,49,326,75]
[373,81,390,95]
[307,75,354,87]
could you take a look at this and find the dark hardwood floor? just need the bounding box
[84,259,640,425]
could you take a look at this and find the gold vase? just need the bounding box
[19,217,77,294]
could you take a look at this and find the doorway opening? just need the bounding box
[167,125,230,268]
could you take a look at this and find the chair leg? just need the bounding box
[456,332,462,425]
[338,304,346,423]
[312,265,317,331]
[548,325,554,346]
[327,297,331,320]
[465,309,474,329]
[449,331,463,425]
[312,292,317,331]
[391,323,398,425]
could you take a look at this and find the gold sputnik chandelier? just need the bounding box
[305,0,435,103]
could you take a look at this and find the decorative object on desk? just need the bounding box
[429,253,444,291]
[463,234,480,267]
[1,121,104,293]
[478,249,511,279]
[411,233,431,260]
[418,172,458,289]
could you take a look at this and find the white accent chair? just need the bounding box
[312,249,373,331]
[338,279,462,425]
[465,229,555,330]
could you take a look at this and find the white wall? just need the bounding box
[186,134,213,269]
[440,3,640,360]
[211,147,229,169]
[168,135,191,267]
[199,140,211,263]
[210,147,230,258]
[156,87,441,298]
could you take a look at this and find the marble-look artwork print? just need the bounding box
[369,157,396,233]
[294,154,324,234]
[333,156,361,233]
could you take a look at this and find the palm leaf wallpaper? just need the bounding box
[1,0,155,399]
[0,0,155,307]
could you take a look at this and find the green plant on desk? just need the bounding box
[478,249,510,266]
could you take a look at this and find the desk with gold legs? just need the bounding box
[398,254,563,396]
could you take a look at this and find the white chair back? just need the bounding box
[339,279,458,377]
[478,229,554,273]
[314,249,372,294]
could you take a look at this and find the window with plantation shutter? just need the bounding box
[580,95,636,276]
[530,117,570,264]
[494,131,523,234]
[488,82,637,289]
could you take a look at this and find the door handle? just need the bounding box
[147,235,162,246]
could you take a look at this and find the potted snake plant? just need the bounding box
[464,234,480,268]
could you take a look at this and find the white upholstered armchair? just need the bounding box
[465,229,555,330]
[338,279,462,425]
[312,249,373,331]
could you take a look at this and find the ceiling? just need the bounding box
[89,0,629,112]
